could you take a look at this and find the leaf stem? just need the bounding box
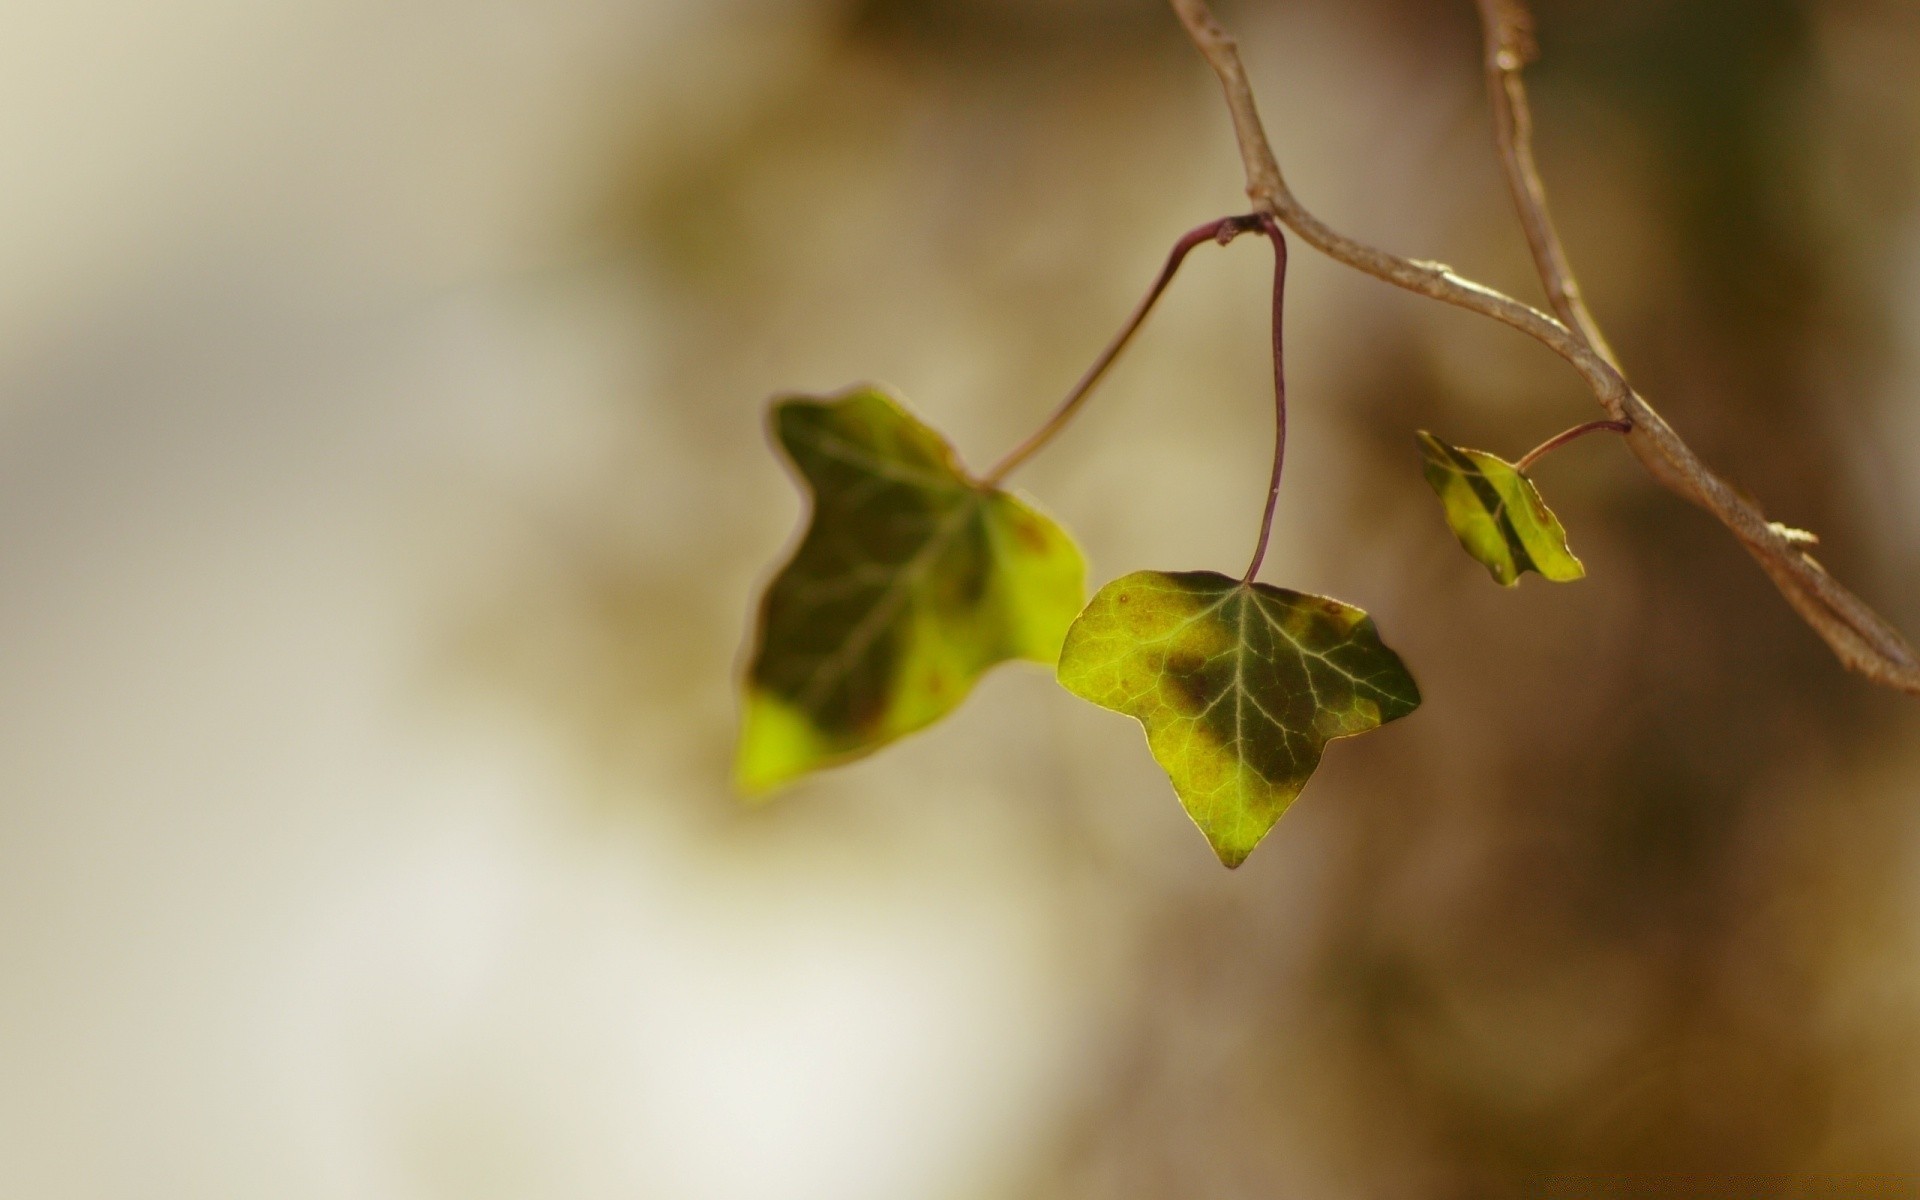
[981,214,1263,485]
[1242,215,1288,585]
[1515,418,1631,474]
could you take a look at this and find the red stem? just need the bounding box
[1241,215,1289,585]
[1514,418,1632,473]
[982,214,1263,484]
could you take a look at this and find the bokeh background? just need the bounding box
[4,0,1920,1195]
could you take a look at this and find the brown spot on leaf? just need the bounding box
[1165,651,1213,711]
[1012,517,1051,553]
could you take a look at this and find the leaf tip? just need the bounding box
[732,688,827,798]
[1211,841,1253,870]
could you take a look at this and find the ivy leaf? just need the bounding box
[1057,570,1420,867]
[737,386,1086,794]
[1416,431,1585,586]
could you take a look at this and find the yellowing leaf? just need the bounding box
[1057,570,1420,867]
[1416,431,1585,586]
[737,387,1086,794]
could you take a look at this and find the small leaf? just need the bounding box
[737,386,1086,794]
[1057,570,1420,867]
[1416,431,1585,586]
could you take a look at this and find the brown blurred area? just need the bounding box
[4,0,1920,1195]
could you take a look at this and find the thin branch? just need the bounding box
[1166,0,1920,695]
[1516,419,1631,474]
[1243,215,1290,585]
[1473,0,1620,368]
[984,215,1262,484]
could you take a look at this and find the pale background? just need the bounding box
[3,0,1920,1196]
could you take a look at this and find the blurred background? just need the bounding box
[3,0,1920,1195]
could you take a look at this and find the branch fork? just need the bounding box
[1167,0,1920,695]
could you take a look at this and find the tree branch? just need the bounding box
[1473,0,1619,369]
[1166,0,1920,695]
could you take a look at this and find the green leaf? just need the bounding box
[1416,431,1585,586]
[737,386,1086,794]
[1057,570,1420,867]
